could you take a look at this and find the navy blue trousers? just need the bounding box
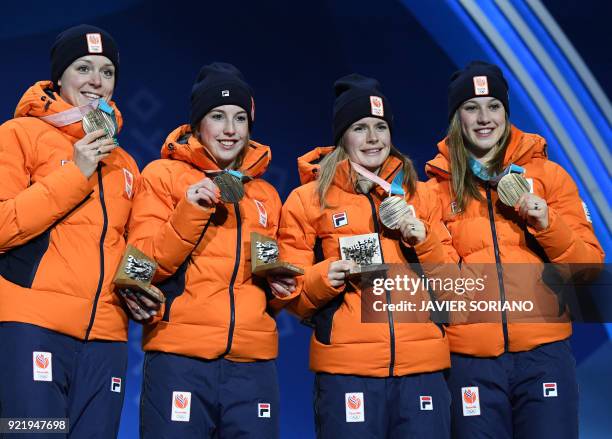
[446,340,579,439]
[0,322,127,438]
[140,352,279,438]
[313,371,451,439]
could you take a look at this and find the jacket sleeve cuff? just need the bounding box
[402,222,446,263]
[167,196,214,245]
[530,209,574,260]
[303,258,344,307]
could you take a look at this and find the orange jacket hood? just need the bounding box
[425,125,547,179]
[160,124,271,178]
[14,80,124,140]
[297,146,334,185]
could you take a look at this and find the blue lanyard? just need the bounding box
[389,168,405,196]
[468,157,524,183]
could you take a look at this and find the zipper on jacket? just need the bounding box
[85,164,108,341]
[221,202,241,357]
[485,185,509,352]
[365,193,395,377]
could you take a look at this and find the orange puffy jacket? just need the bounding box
[425,126,605,357]
[128,125,286,362]
[278,147,455,377]
[0,81,139,341]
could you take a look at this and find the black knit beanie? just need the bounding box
[50,24,119,86]
[333,73,394,145]
[447,60,509,120]
[190,62,254,129]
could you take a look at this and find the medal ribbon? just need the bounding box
[39,100,100,127]
[468,157,525,185]
[350,161,405,196]
[39,98,116,128]
[204,169,245,179]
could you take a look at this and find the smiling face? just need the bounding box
[458,97,507,160]
[58,55,115,107]
[198,105,249,169]
[342,117,391,172]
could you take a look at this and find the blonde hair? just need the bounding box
[316,137,417,209]
[445,111,511,211]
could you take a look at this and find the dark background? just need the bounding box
[1,1,610,437]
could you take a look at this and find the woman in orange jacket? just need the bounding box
[127,62,293,438]
[0,25,138,437]
[426,61,604,439]
[278,74,455,438]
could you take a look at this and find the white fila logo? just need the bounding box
[370,96,384,117]
[258,403,271,418]
[110,377,122,393]
[86,33,103,53]
[543,382,558,397]
[345,392,365,423]
[419,395,433,411]
[473,76,489,95]
[461,386,480,416]
[171,391,192,422]
[33,352,52,382]
[222,90,230,97]
[332,212,348,228]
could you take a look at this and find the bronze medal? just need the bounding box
[497,173,530,207]
[379,196,412,230]
[82,109,116,139]
[213,172,244,203]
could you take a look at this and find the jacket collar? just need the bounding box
[297,146,404,196]
[14,80,123,141]
[160,124,271,178]
[425,125,547,180]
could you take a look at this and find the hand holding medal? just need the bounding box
[496,172,531,207]
[74,100,119,178]
[351,162,423,238]
[397,212,426,246]
[186,177,221,208]
[494,166,548,230]
[516,192,549,231]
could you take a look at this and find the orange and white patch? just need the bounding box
[370,96,384,117]
[473,76,489,95]
[33,351,52,382]
[86,33,103,53]
[171,391,191,422]
[253,199,267,227]
[581,200,592,223]
[123,168,134,199]
[461,386,480,416]
[345,392,365,422]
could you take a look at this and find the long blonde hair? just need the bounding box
[446,111,511,211]
[316,139,418,209]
